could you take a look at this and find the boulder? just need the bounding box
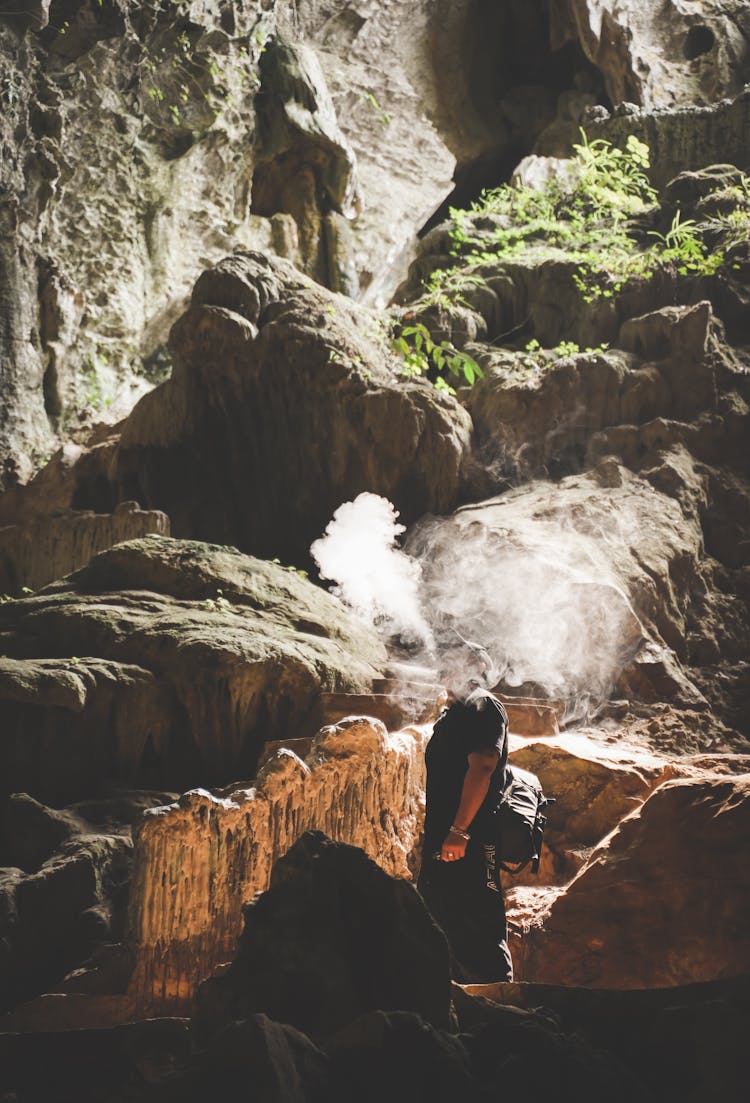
[0,788,173,1014]
[0,833,132,1012]
[455,975,750,1103]
[193,830,452,1045]
[113,252,472,565]
[507,734,668,882]
[519,773,750,988]
[0,535,387,802]
[325,1011,475,1103]
[327,1007,642,1103]
[0,792,78,871]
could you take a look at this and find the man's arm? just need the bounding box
[440,748,500,862]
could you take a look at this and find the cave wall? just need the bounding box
[3,0,747,491]
[0,0,457,489]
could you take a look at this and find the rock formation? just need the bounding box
[4,0,748,490]
[554,0,750,110]
[113,251,472,564]
[518,770,750,988]
[126,717,429,1017]
[0,789,174,1013]
[0,500,169,595]
[0,535,387,803]
[192,830,452,1044]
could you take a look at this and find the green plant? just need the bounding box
[138,16,268,131]
[571,131,656,216]
[523,339,609,360]
[554,340,581,357]
[80,363,112,412]
[360,89,392,127]
[272,559,308,579]
[419,268,486,312]
[391,322,482,393]
[424,130,738,309]
[648,210,725,277]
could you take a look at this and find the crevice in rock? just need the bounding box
[421,3,608,234]
[684,25,717,61]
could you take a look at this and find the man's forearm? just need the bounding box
[439,752,499,862]
[452,761,494,831]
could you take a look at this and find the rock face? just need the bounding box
[0,535,387,802]
[112,251,472,564]
[519,772,750,988]
[0,790,175,1013]
[579,91,750,187]
[126,717,429,1017]
[0,0,460,489]
[193,830,452,1045]
[251,35,361,291]
[3,0,748,491]
[2,2,750,1072]
[507,733,670,884]
[554,0,750,110]
[399,217,749,733]
[0,500,169,595]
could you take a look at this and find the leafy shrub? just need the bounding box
[422,130,744,309]
[390,322,482,395]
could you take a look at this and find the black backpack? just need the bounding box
[489,764,553,875]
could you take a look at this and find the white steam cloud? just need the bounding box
[310,493,434,651]
[312,488,646,721]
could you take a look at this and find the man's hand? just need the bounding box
[440,828,469,862]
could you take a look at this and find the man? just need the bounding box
[417,641,513,984]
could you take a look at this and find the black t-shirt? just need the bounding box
[423,689,508,853]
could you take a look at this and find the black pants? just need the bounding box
[417,840,513,984]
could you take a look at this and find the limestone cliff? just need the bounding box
[3,0,747,488]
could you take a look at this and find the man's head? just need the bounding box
[438,632,498,699]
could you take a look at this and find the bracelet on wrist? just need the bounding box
[449,824,471,840]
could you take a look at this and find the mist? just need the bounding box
[311,491,645,721]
